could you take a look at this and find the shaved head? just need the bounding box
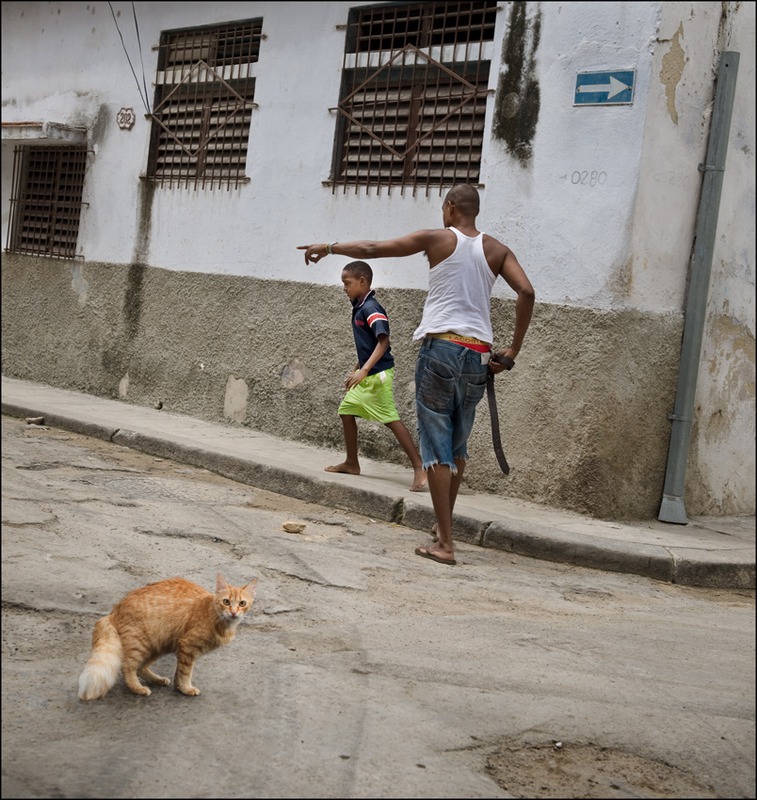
[445,184,480,216]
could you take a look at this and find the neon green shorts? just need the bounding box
[337,367,401,424]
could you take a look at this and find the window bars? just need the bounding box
[5,145,88,259]
[331,1,498,195]
[147,19,263,190]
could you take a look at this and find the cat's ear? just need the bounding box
[216,573,230,592]
[243,578,258,593]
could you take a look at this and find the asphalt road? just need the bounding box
[1,415,755,799]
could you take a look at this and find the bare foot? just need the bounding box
[410,468,427,492]
[324,462,360,475]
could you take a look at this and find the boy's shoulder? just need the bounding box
[360,291,388,314]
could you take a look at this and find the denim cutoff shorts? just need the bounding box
[415,337,489,471]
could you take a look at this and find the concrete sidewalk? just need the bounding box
[2,375,754,589]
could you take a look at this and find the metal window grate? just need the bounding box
[147,19,262,190]
[5,145,87,259]
[332,1,497,195]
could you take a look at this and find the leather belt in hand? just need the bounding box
[487,354,515,475]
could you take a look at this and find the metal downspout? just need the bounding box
[658,51,740,524]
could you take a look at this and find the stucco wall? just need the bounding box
[2,1,754,519]
[0,1,713,305]
[2,254,685,519]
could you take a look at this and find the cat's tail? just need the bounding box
[78,615,123,701]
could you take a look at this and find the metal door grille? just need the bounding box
[5,145,87,259]
[147,19,262,189]
[332,1,497,194]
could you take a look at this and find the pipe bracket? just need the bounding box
[698,163,725,172]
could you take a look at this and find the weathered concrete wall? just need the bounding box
[2,254,683,520]
[1,1,754,519]
[629,3,757,517]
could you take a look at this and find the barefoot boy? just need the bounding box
[326,260,426,492]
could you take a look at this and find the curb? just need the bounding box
[2,400,754,590]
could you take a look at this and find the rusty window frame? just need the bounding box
[5,144,88,259]
[330,1,498,195]
[146,18,263,190]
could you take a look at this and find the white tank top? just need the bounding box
[413,227,496,344]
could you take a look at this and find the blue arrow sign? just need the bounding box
[574,70,635,105]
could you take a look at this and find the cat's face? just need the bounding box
[214,574,257,622]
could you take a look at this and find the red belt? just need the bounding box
[427,332,491,353]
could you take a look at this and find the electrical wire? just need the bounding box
[108,1,151,115]
[131,2,152,115]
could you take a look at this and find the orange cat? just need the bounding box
[78,573,257,701]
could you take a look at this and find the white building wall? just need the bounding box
[0,0,709,305]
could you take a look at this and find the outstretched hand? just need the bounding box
[297,244,328,265]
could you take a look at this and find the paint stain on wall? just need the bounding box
[281,358,312,389]
[660,23,686,125]
[224,374,249,423]
[608,256,633,300]
[705,312,756,398]
[492,1,542,165]
[70,263,89,306]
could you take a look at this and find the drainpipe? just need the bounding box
[658,51,740,524]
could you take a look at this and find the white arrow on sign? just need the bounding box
[577,75,630,99]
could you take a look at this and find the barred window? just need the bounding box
[331,1,498,194]
[147,18,263,189]
[5,144,87,259]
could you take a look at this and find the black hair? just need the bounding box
[342,260,373,284]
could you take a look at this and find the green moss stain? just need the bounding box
[493,1,542,165]
[123,262,146,340]
[122,179,156,341]
[134,178,154,265]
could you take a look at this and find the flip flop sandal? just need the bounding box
[415,546,457,566]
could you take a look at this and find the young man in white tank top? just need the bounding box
[298,185,535,566]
